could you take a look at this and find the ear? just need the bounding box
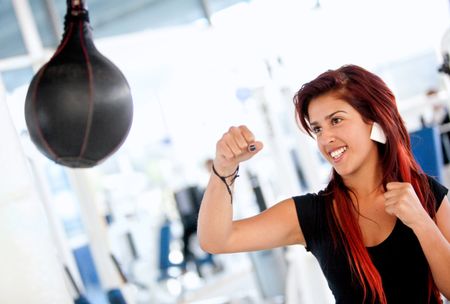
[370,122,387,144]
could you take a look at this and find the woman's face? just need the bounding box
[307,93,380,179]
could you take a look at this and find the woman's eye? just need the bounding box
[312,126,321,134]
[331,117,342,125]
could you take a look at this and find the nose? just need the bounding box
[317,128,335,145]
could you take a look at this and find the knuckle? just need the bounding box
[223,133,232,140]
[238,125,248,132]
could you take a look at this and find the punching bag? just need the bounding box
[25,0,133,168]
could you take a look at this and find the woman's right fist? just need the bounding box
[214,125,263,175]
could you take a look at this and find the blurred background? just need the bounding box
[1,0,450,303]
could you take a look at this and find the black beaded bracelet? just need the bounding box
[211,164,239,204]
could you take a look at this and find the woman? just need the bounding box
[197,65,450,303]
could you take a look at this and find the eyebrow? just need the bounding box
[309,110,348,126]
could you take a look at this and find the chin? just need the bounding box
[333,167,354,178]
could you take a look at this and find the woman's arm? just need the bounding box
[198,192,304,253]
[197,125,305,253]
[384,183,450,298]
[413,196,450,299]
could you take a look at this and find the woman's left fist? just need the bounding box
[384,182,429,228]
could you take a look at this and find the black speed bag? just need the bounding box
[24,2,133,168]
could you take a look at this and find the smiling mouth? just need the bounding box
[329,146,348,160]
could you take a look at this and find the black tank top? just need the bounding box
[293,176,447,304]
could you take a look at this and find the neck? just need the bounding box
[342,159,384,199]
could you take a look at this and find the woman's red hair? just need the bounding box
[293,64,441,303]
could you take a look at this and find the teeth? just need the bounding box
[330,147,347,159]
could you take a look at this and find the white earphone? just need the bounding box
[370,122,387,144]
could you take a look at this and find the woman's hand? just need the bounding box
[384,182,431,229]
[214,125,263,175]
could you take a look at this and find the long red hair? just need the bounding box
[293,65,440,303]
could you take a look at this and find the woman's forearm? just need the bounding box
[198,125,262,253]
[413,217,450,298]
[197,173,234,253]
